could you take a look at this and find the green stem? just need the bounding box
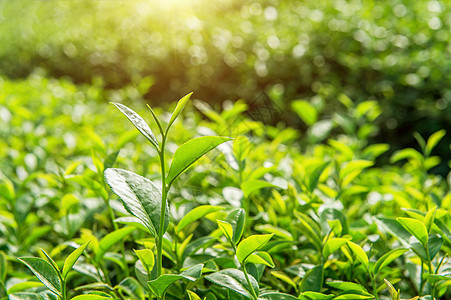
[157,136,168,278]
[371,275,379,300]
[242,263,258,300]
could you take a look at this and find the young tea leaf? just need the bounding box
[95,226,135,262]
[236,234,274,264]
[259,292,299,299]
[322,237,350,259]
[240,180,278,198]
[233,136,251,163]
[346,241,368,269]
[0,251,7,283]
[246,251,275,268]
[71,295,111,300]
[148,264,203,298]
[104,168,169,239]
[111,102,159,149]
[373,248,408,275]
[177,205,223,233]
[425,129,446,157]
[225,208,246,244]
[134,249,155,273]
[205,269,259,299]
[18,257,62,297]
[187,290,202,300]
[62,241,90,279]
[396,217,428,246]
[384,279,399,300]
[217,220,234,246]
[166,136,231,184]
[292,100,318,126]
[166,93,193,133]
[326,281,370,294]
[117,277,144,300]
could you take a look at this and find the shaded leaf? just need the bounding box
[148,264,203,298]
[300,265,323,292]
[373,248,408,275]
[117,277,144,300]
[225,208,246,244]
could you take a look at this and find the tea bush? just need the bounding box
[0,75,450,299]
[1,0,450,165]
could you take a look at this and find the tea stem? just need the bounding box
[157,135,168,278]
[242,263,258,300]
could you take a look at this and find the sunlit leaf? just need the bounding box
[62,241,90,279]
[167,93,193,133]
[95,226,135,262]
[236,234,274,264]
[205,269,258,299]
[396,217,428,246]
[166,136,231,184]
[177,205,223,233]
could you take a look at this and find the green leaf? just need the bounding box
[205,269,259,299]
[225,208,246,244]
[236,234,274,264]
[428,273,451,285]
[233,136,251,163]
[177,205,223,233]
[246,251,275,268]
[425,129,446,157]
[7,281,44,294]
[259,292,299,299]
[104,168,168,238]
[71,295,111,300]
[18,257,62,297]
[423,206,437,233]
[0,251,6,283]
[333,295,373,299]
[148,264,203,298]
[117,277,144,300]
[241,180,278,198]
[62,241,90,279]
[307,162,329,193]
[326,281,370,294]
[292,100,317,126]
[218,220,234,245]
[390,148,423,164]
[255,224,293,241]
[166,136,231,184]
[299,291,334,300]
[95,226,134,262]
[322,237,350,259]
[346,241,368,269]
[9,292,58,300]
[111,102,159,149]
[187,290,202,300]
[134,249,155,273]
[373,248,408,275]
[167,93,193,133]
[300,265,323,292]
[384,279,399,300]
[396,217,428,246]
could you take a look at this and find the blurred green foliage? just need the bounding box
[0,0,450,171]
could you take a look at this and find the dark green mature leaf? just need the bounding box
[166,136,231,184]
[117,277,144,300]
[300,265,323,292]
[104,168,168,238]
[167,93,193,133]
[62,241,90,279]
[373,248,408,275]
[236,234,274,264]
[177,205,223,233]
[205,269,259,299]
[111,102,159,149]
[95,226,135,262]
[397,217,428,246]
[18,257,62,297]
[376,217,411,246]
[411,234,443,262]
[148,264,203,298]
[225,208,246,244]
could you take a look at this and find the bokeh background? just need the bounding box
[1,0,449,174]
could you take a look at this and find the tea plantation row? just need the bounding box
[0,75,450,299]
